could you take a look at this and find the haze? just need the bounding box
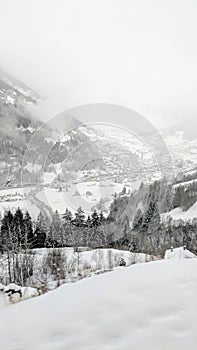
[0,0,197,130]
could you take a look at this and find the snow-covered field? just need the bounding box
[0,180,131,217]
[0,199,39,217]
[0,258,197,349]
[36,181,131,215]
[0,187,39,217]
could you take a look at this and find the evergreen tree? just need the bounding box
[73,207,85,227]
[86,210,100,247]
[0,210,14,253]
[133,209,143,230]
[108,198,118,222]
[62,208,73,224]
[118,224,129,248]
[34,212,48,248]
[148,204,160,234]
[23,211,34,248]
[173,186,184,208]
[91,210,99,227]
[86,215,92,228]
[13,208,25,250]
[141,192,160,233]
[72,207,86,247]
[49,210,63,247]
[62,208,73,246]
[99,211,105,224]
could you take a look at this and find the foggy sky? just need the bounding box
[0,0,197,130]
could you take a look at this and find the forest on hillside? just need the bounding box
[0,177,196,259]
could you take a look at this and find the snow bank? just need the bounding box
[0,283,38,303]
[75,248,156,271]
[165,247,196,259]
[0,259,197,349]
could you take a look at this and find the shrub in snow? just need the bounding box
[119,258,126,267]
[0,283,38,303]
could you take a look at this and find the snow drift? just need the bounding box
[165,246,196,259]
[0,259,197,349]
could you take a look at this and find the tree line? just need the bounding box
[0,177,196,259]
[0,206,114,253]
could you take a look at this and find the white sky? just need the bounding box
[0,0,197,129]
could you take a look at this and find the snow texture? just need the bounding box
[165,247,196,259]
[0,259,197,349]
[0,283,38,303]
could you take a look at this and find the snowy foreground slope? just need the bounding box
[1,259,197,350]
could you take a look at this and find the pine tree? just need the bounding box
[49,210,63,247]
[161,184,173,212]
[23,211,34,248]
[73,207,85,227]
[34,212,48,248]
[91,210,99,227]
[148,204,160,234]
[86,215,92,228]
[99,211,105,224]
[62,208,73,246]
[108,198,118,222]
[133,209,143,230]
[62,208,73,224]
[141,192,160,233]
[0,210,14,253]
[13,208,25,250]
[173,186,184,208]
[1,211,15,282]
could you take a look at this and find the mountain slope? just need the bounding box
[0,69,42,187]
[0,68,196,217]
[0,69,104,188]
[0,67,39,105]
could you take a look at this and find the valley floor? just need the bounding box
[0,258,197,349]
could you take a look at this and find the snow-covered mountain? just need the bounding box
[0,67,39,106]
[0,69,43,188]
[0,68,196,217]
[0,70,104,189]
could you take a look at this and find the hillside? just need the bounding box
[109,167,197,226]
[0,69,106,194]
[0,258,197,349]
